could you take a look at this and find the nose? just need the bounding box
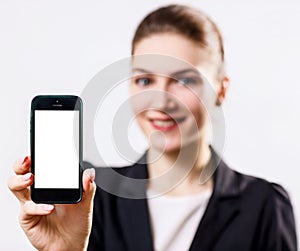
[150,76,177,112]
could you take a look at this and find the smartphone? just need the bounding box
[30,95,83,204]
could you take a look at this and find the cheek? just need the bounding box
[135,114,144,127]
[129,83,139,106]
[129,83,154,115]
[129,82,137,95]
[135,113,149,135]
[180,93,207,127]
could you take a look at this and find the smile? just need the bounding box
[149,117,185,132]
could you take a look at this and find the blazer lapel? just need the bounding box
[116,155,154,251]
[117,196,154,251]
[189,151,241,251]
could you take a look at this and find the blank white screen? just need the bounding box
[35,110,79,188]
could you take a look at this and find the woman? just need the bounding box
[7,4,297,251]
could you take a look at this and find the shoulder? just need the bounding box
[209,148,292,205]
[216,162,297,250]
[223,163,292,204]
[214,157,296,218]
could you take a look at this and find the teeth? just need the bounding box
[152,120,175,127]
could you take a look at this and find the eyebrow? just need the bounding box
[131,68,200,77]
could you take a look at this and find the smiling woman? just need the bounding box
[7,3,297,251]
[91,4,297,251]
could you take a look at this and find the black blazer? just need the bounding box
[86,150,297,251]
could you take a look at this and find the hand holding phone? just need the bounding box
[7,95,96,250]
[7,156,96,251]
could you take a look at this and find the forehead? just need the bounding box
[131,55,197,77]
[133,33,212,69]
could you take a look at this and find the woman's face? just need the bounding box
[130,33,218,154]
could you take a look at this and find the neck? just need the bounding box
[147,139,212,195]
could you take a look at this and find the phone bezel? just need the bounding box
[30,95,83,204]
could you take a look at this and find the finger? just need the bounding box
[82,168,96,201]
[14,156,31,175]
[21,201,54,217]
[7,173,33,202]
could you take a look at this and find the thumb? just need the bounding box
[82,168,96,199]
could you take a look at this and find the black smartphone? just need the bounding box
[30,95,83,204]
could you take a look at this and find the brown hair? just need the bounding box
[131,4,226,80]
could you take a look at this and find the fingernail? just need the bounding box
[42,204,54,211]
[86,168,95,183]
[22,173,32,181]
[22,156,28,165]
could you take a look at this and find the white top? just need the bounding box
[147,189,212,251]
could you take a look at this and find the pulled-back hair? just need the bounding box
[131,4,226,80]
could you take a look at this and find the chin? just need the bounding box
[149,137,182,154]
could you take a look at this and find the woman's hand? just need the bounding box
[7,156,96,251]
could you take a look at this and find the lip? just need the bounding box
[148,116,186,132]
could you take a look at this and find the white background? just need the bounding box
[0,0,299,249]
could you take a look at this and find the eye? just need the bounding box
[177,77,197,86]
[134,77,152,86]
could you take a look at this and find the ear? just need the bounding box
[215,76,230,106]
